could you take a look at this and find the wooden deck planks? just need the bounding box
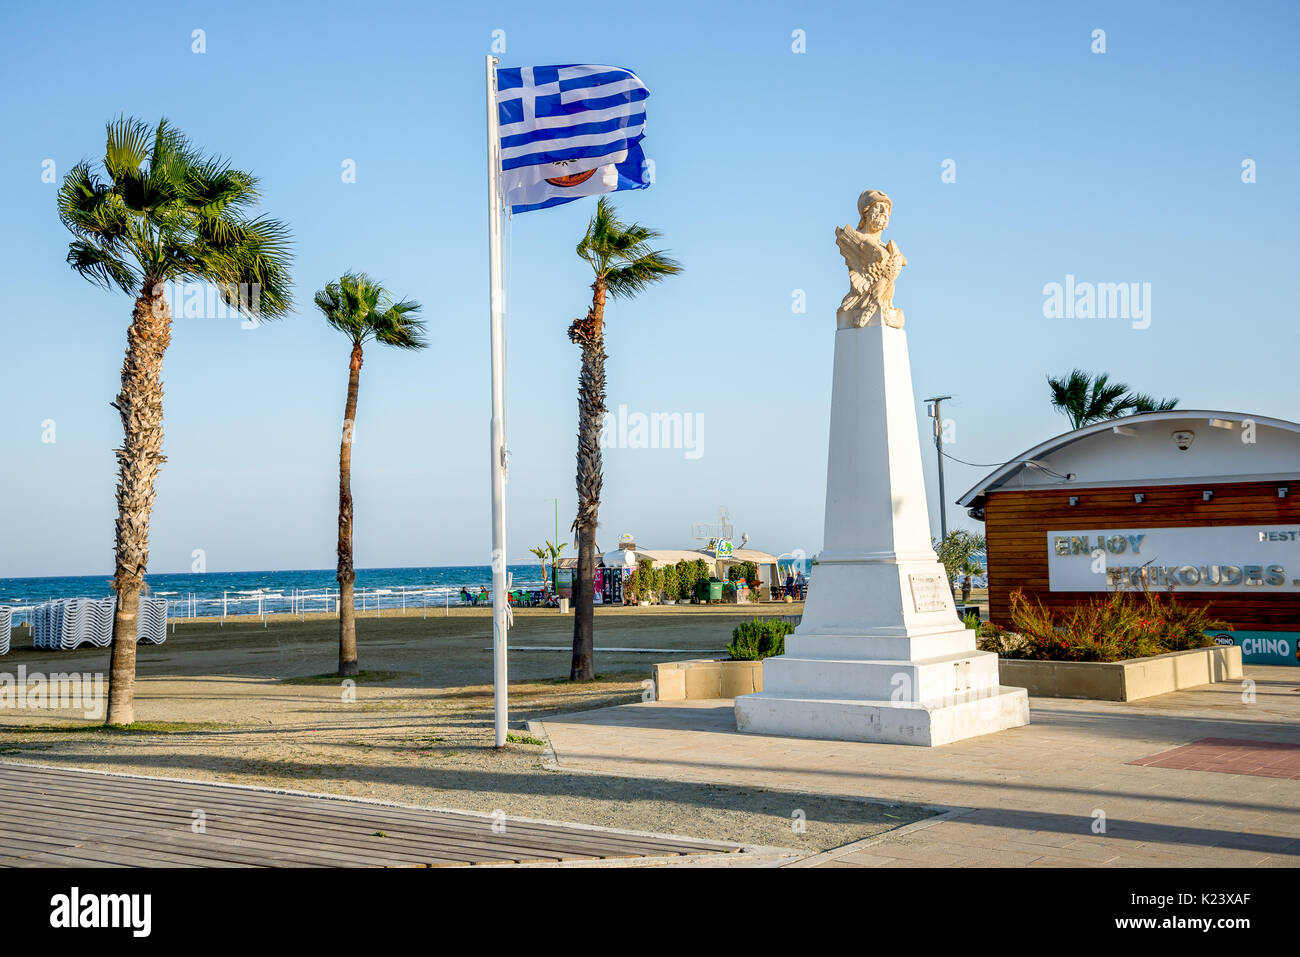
[0,762,739,867]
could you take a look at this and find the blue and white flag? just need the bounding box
[497,64,651,213]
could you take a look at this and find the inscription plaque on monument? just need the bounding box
[908,572,950,613]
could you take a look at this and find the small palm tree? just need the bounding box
[959,558,985,604]
[315,273,425,676]
[545,539,567,593]
[529,545,550,590]
[934,530,986,601]
[57,117,292,724]
[1048,369,1178,430]
[567,198,681,680]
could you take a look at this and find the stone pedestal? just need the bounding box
[734,322,1029,746]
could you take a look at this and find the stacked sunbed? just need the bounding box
[30,597,168,650]
[0,606,10,656]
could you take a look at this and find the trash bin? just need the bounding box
[697,578,724,603]
[559,598,570,614]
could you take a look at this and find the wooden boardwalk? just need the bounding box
[0,763,742,867]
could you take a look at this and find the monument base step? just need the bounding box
[733,686,1030,747]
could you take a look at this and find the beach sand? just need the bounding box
[0,602,936,854]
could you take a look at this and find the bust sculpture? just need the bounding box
[836,189,907,329]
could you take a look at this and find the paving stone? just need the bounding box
[540,666,1300,868]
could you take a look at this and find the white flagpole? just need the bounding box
[485,54,509,748]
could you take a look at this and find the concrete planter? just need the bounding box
[997,645,1242,702]
[652,659,763,700]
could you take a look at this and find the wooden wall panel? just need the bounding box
[983,480,1300,629]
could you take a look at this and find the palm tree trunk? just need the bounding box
[568,280,607,681]
[337,342,363,677]
[106,283,172,726]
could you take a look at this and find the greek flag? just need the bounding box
[497,64,651,213]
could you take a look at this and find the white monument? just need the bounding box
[734,190,1030,746]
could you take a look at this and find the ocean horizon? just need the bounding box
[0,565,549,614]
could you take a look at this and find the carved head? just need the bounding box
[856,189,892,233]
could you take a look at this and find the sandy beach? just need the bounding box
[0,602,934,852]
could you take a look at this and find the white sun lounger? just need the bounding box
[30,596,168,650]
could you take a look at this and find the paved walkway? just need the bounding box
[537,667,1300,867]
[0,763,747,867]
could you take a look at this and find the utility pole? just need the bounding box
[924,395,952,543]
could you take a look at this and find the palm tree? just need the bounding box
[529,545,550,590]
[959,558,985,604]
[1047,369,1179,430]
[567,198,681,680]
[1127,392,1180,415]
[544,539,567,593]
[57,117,292,725]
[934,530,986,601]
[315,273,425,676]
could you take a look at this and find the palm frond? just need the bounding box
[103,116,151,183]
[59,116,294,309]
[66,239,139,294]
[575,197,681,299]
[604,252,682,299]
[315,273,426,350]
[1126,392,1180,414]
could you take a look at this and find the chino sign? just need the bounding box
[1046,526,1300,593]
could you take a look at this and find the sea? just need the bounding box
[0,565,547,621]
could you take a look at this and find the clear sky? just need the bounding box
[1,0,1297,578]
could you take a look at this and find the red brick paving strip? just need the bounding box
[1129,738,1300,779]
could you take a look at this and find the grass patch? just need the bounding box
[7,721,234,734]
[506,732,546,747]
[281,670,413,685]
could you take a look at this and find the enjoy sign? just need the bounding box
[1046,526,1300,593]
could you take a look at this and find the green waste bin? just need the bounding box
[697,578,724,602]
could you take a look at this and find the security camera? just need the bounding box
[1172,430,1195,451]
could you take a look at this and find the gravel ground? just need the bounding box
[0,605,932,854]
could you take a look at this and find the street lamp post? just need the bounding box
[924,395,952,543]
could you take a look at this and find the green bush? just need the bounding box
[728,617,795,661]
[675,560,695,600]
[662,564,679,601]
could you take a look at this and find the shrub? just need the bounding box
[1002,589,1225,663]
[728,617,795,661]
[675,560,695,600]
[662,564,679,601]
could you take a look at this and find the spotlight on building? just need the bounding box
[1134,493,1145,504]
[1203,490,1214,502]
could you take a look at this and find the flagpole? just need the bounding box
[485,54,509,748]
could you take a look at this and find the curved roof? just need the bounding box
[957,410,1300,510]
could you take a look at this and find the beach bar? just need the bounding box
[958,410,1300,665]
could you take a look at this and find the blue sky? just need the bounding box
[1,0,1297,577]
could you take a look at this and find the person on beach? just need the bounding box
[795,571,807,599]
[479,586,489,604]
[784,572,794,598]
[460,587,470,605]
